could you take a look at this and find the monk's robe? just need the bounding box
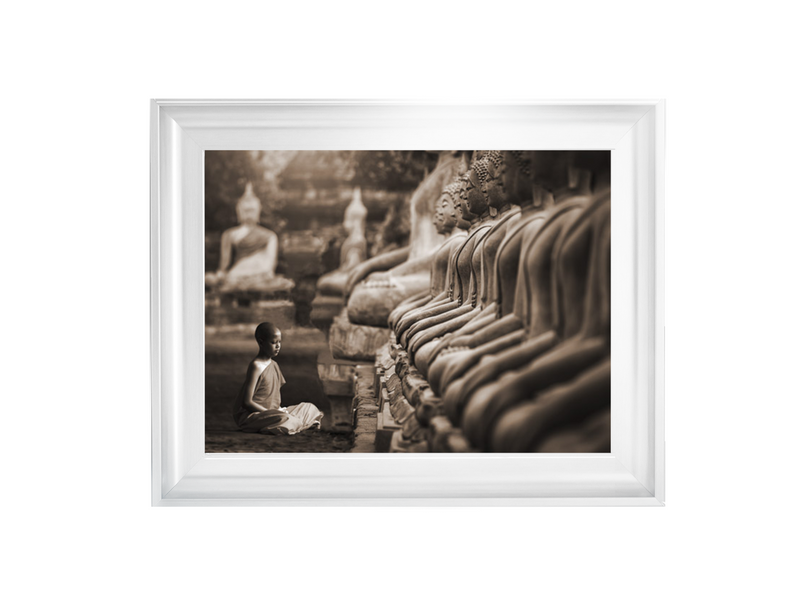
[232,361,323,435]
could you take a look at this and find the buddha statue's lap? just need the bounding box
[346,151,466,328]
[405,221,490,345]
[490,358,611,452]
[460,193,612,450]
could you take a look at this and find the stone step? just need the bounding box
[311,294,344,324]
[206,299,296,329]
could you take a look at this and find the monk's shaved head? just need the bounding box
[255,322,280,343]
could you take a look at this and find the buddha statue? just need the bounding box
[440,154,600,423]
[407,151,535,376]
[316,187,368,296]
[344,151,466,327]
[387,179,470,329]
[429,154,589,395]
[205,183,292,292]
[393,167,490,360]
[461,188,612,450]
[425,152,560,393]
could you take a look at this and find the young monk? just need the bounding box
[232,322,324,435]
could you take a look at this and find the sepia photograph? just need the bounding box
[205,149,611,453]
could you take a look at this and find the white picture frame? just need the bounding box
[151,100,665,506]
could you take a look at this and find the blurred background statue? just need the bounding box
[344,151,466,327]
[205,183,292,292]
[316,187,368,296]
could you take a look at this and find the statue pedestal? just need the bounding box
[205,288,295,329]
[316,349,358,433]
[311,294,344,332]
[329,309,390,361]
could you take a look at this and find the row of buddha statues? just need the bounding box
[340,150,611,453]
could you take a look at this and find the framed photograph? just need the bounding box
[151,100,664,506]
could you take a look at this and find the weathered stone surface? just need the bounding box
[389,430,429,453]
[389,395,415,425]
[375,343,395,371]
[428,416,474,452]
[350,365,380,453]
[311,294,344,330]
[329,309,389,361]
[374,388,402,453]
[317,361,357,397]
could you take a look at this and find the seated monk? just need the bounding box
[410,150,543,376]
[345,151,466,327]
[387,179,470,329]
[395,155,495,350]
[460,190,612,450]
[316,187,368,296]
[205,183,292,292]
[435,155,596,403]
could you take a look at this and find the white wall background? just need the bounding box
[2,1,801,601]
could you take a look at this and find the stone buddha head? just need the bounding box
[439,179,469,233]
[433,192,448,234]
[235,182,262,226]
[459,157,491,222]
[478,151,534,214]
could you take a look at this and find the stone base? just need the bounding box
[429,416,474,452]
[374,384,401,453]
[351,365,380,453]
[329,308,390,361]
[311,294,344,331]
[317,349,359,433]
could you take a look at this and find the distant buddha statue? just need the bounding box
[205,182,292,292]
[316,187,368,296]
[344,151,466,327]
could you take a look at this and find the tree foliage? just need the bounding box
[348,151,438,192]
[205,151,288,233]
